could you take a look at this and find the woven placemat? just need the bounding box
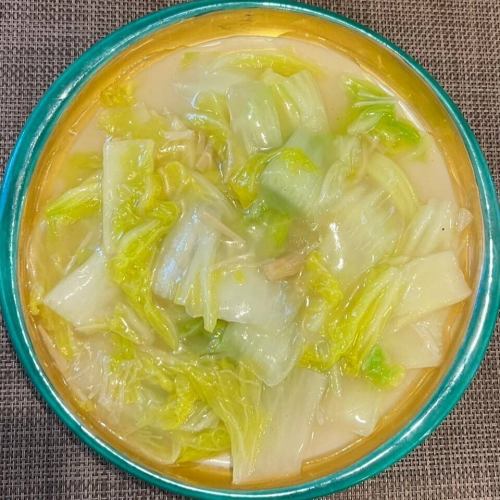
[1,1,499,498]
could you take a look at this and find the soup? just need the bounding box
[23,32,474,486]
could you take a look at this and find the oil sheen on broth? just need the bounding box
[25,36,472,484]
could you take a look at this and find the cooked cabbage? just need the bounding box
[44,250,119,327]
[32,44,474,485]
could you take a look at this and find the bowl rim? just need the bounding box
[0,1,499,498]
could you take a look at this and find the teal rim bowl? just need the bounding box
[1,1,499,498]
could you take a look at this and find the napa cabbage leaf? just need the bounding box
[107,302,155,345]
[102,139,162,254]
[175,316,227,355]
[157,129,204,170]
[285,129,337,169]
[263,70,329,137]
[153,205,220,332]
[236,367,326,483]
[380,308,449,369]
[227,80,283,155]
[185,91,230,161]
[177,424,231,463]
[154,202,296,331]
[394,250,471,327]
[360,344,404,388]
[219,321,301,386]
[180,358,266,483]
[300,264,404,382]
[230,143,322,214]
[230,151,275,209]
[318,134,363,206]
[64,332,232,463]
[318,368,383,436]
[398,199,472,257]
[213,49,319,77]
[340,266,405,378]
[158,160,190,198]
[110,201,179,348]
[302,249,470,386]
[45,175,101,231]
[319,184,404,288]
[100,138,180,347]
[243,198,291,258]
[342,76,421,154]
[216,266,297,332]
[30,285,77,359]
[366,152,419,221]
[44,249,120,328]
[299,251,343,341]
[260,147,322,214]
[99,102,171,142]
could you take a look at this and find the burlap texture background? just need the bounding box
[0,1,499,498]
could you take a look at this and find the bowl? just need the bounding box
[1,1,499,498]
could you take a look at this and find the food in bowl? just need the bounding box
[23,33,475,485]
